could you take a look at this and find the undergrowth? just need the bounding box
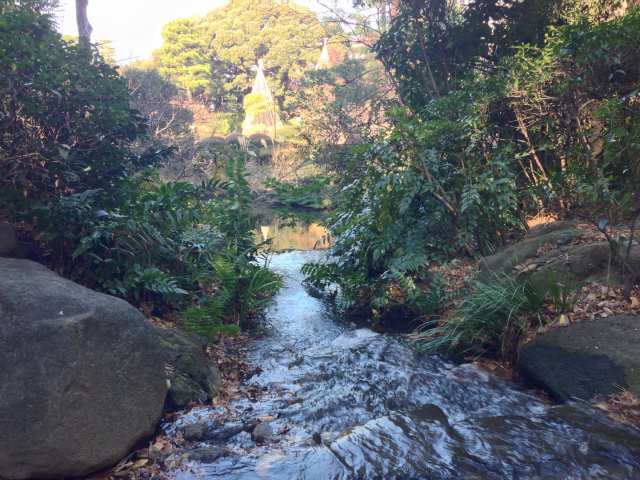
[415,274,546,359]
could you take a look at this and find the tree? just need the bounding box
[156,0,331,113]
[156,18,211,99]
[124,63,193,140]
[123,63,205,179]
[292,43,393,171]
[0,4,156,215]
[75,0,92,44]
[374,0,624,109]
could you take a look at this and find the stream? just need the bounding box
[167,247,640,479]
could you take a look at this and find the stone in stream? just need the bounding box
[518,315,640,401]
[181,422,211,442]
[0,258,168,480]
[193,419,258,442]
[312,431,341,446]
[251,421,274,444]
[186,446,228,463]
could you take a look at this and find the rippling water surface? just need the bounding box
[169,250,640,480]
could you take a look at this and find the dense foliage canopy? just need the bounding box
[0,1,281,337]
[304,0,640,325]
[156,0,331,113]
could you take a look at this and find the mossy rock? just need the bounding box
[156,328,221,411]
[518,315,640,401]
[479,222,579,278]
[529,242,640,289]
[526,220,578,238]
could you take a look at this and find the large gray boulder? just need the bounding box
[0,258,168,479]
[0,223,18,257]
[518,315,640,401]
[157,328,222,411]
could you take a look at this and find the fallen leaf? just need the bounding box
[132,458,149,469]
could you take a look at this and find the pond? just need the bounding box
[253,207,330,252]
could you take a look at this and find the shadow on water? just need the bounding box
[166,222,640,479]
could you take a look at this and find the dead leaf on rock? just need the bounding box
[131,459,148,469]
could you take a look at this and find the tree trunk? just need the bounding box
[514,109,548,181]
[76,0,92,45]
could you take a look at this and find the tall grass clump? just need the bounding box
[416,274,545,358]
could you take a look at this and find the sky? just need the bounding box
[55,0,345,64]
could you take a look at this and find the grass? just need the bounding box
[414,273,546,358]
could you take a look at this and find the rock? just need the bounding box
[181,423,210,442]
[185,446,227,463]
[481,219,640,289]
[0,258,167,480]
[251,421,274,444]
[311,431,340,445]
[0,222,17,257]
[530,242,640,286]
[526,220,578,239]
[199,420,258,442]
[518,315,640,401]
[319,431,340,446]
[156,328,222,411]
[480,223,579,278]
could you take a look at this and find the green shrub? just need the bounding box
[265,176,332,210]
[182,300,241,339]
[0,3,158,216]
[54,176,218,307]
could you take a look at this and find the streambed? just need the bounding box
[167,250,640,479]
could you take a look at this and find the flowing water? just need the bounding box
[168,249,640,480]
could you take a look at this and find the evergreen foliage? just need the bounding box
[0,2,281,338]
[155,0,332,112]
[304,1,640,329]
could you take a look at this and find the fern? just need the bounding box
[182,297,238,339]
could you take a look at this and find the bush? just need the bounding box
[180,156,282,336]
[0,2,282,342]
[265,176,332,210]
[303,7,640,325]
[65,176,221,307]
[182,253,282,338]
[0,4,157,213]
[302,98,524,319]
[534,269,582,314]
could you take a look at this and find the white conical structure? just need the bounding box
[315,38,331,70]
[242,59,282,138]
